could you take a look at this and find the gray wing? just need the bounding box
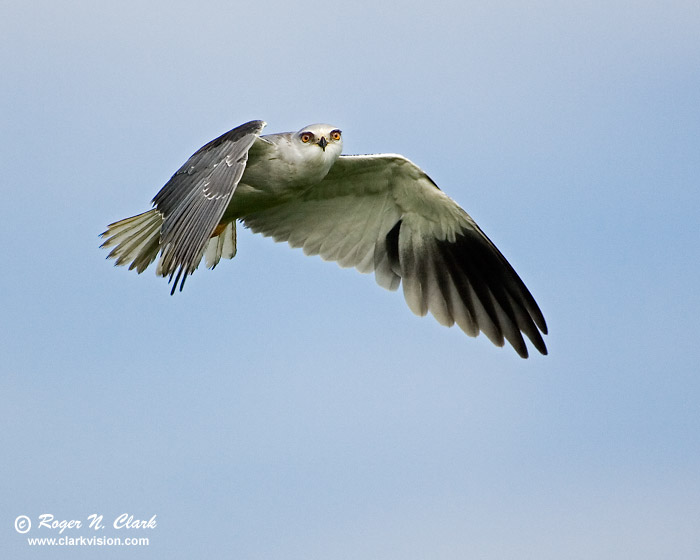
[242,153,547,358]
[153,119,266,293]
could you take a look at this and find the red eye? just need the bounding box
[330,130,341,141]
[300,132,313,143]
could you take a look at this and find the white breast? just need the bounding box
[241,133,342,191]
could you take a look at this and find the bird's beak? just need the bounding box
[318,136,328,151]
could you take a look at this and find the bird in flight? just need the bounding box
[101,120,548,357]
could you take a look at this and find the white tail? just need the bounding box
[101,210,237,276]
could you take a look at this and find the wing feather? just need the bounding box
[152,120,265,293]
[242,153,547,357]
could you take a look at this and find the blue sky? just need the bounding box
[2,1,699,558]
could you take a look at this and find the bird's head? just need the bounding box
[295,124,343,158]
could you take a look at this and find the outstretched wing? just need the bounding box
[153,119,266,293]
[242,153,547,357]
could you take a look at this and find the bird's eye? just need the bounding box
[300,132,314,143]
[330,129,342,141]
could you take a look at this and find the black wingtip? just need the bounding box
[167,265,190,295]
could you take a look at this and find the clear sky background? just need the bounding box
[2,1,699,558]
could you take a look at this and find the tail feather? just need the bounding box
[101,209,237,279]
[101,210,163,274]
[205,221,237,269]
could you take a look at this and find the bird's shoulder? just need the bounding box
[329,153,439,189]
[173,120,267,177]
[323,153,461,225]
[191,120,266,158]
[334,152,421,171]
